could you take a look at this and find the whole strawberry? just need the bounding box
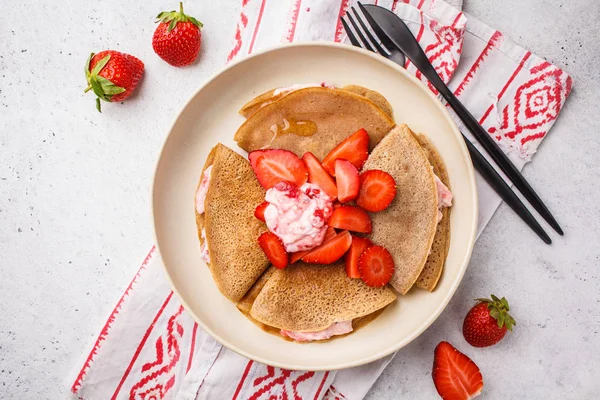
[463,295,516,347]
[84,51,144,112]
[152,2,203,67]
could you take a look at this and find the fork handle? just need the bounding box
[417,61,562,235]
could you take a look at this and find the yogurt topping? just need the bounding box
[280,321,353,342]
[200,228,210,263]
[264,182,333,253]
[272,82,334,96]
[195,165,213,215]
[434,174,453,223]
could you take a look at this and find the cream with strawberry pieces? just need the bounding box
[280,321,353,342]
[434,174,453,222]
[195,165,212,214]
[273,82,334,96]
[264,182,333,253]
[199,228,210,263]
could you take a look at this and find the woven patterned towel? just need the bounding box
[70,1,571,399]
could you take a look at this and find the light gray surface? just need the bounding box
[0,0,598,399]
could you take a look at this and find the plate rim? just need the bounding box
[152,41,479,371]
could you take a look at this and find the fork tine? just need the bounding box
[351,7,388,55]
[341,17,362,48]
[346,10,375,52]
[357,2,396,50]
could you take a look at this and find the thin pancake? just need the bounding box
[238,89,280,118]
[250,261,396,332]
[234,87,395,160]
[239,85,394,120]
[196,143,270,302]
[341,85,393,119]
[415,134,451,291]
[362,124,438,295]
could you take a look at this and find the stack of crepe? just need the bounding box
[194,85,451,341]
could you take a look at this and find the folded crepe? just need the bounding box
[239,84,394,120]
[195,143,270,302]
[249,262,396,335]
[234,87,395,160]
[362,124,439,295]
[415,134,452,292]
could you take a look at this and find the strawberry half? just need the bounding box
[356,170,397,212]
[358,246,394,287]
[335,159,360,203]
[328,206,372,233]
[432,341,484,400]
[257,232,289,269]
[290,227,336,264]
[301,230,352,264]
[322,128,370,175]
[254,201,269,222]
[249,149,308,189]
[345,236,372,278]
[302,152,338,199]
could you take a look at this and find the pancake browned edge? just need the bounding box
[363,124,439,295]
[240,262,396,342]
[234,87,395,160]
[195,143,270,302]
[414,134,451,291]
[239,85,394,120]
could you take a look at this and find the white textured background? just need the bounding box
[0,0,599,399]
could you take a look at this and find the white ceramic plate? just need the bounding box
[153,42,478,371]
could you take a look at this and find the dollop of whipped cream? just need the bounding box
[195,165,213,215]
[272,82,334,96]
[281,321,353,342]
[264,181,333,253]
[200,228,210,263]
[434,174,453,223]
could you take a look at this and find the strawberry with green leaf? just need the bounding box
[84,50,144,112]
[153,2,203,67]
[463,294,516,347]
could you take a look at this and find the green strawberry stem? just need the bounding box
[155,1,203,31]
[475,295,516,331]
[84,52,126,113]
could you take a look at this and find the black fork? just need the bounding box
[342,7,405,67]
[341,6,553,245]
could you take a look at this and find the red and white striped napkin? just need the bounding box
[70,1,572,399]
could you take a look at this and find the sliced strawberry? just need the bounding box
[358,246,394,287]
[248,150,263,170]
[328,206,372,233]
[335,160,360,203]
[323,226,337,241]
[357,170,397,212]
[302,152,338,199]
[249,149,308,189]
[290,250,308,264]
[322,128,370,175]
[432,341,484,400]
[301,230,352,264]
[290,227,337,263]
[257,232,289,269]
[345,236,373,278]
[254,201,269,222]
